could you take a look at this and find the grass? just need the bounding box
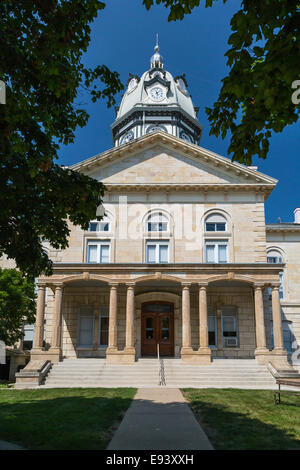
[183,388,300,450]
[0,387,136,450]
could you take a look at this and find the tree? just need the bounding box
[0,1,123,277]
[0,269,36,346]
[143,0,300,164]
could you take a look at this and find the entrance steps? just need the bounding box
[39,357,293,390]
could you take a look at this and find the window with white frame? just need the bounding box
[267,249,283,264]
[77,307,94,348]
[87,240,110,263]
[146,212,168,232]
[205,240,228,263]
[267,249,284,298]
[222,306,238,347]
[208,306,217,347]
[23,324,34,350]
[146,241,169,263]
[205,213,227,232]
[88,215,110,232]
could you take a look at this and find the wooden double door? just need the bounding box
[141,302,174,357]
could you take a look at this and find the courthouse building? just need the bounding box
[5,43,300,384]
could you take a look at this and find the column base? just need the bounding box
[106,347,136,364]
[31,348,61,364]
[254,348,271,365]
[181,347,211,364]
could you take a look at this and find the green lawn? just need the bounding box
[0,388,136,450]
[183,388,300,450]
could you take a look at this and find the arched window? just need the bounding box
[267,249,283,264]
[267,249,284,299]
[205,213,227,232]
[146,212,168,232]
[88,215,110,232]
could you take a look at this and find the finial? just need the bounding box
[150,33,163,69]
[155,33,159,51]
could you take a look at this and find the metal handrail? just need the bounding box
[157,343,166,386]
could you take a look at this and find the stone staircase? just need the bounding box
[42,357,282,389]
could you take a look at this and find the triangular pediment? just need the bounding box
[71,132,277,189]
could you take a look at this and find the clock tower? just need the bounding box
[111,39,202,146]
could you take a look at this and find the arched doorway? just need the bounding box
[141,301,174,357]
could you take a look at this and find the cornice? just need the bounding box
[70,132,277,193]
[266,224,300,233]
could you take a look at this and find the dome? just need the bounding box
[116,69,197,121]
[111,40,202,146]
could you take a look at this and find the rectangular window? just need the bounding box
[88,221,110,232]
[146,241,169,263]
[205,222,226,232]
[222,307,238,347]
[208,315,217,347]
[205,241,228,263]
[87,241,110,263]
[23,324,34,350]
[99,317,109,346]
[77,314,94,348]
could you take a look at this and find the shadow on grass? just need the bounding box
[183,389,300,450]
[0,388,136,450]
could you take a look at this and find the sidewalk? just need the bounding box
[107,388,213,450]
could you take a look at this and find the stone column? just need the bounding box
[216,307,223,350]
[181,283,192,351]
[50,285,63,352]
[108,283,118,350]
[32,285,46,350]
[254,285,268,353]
[198,284,209,350]
[125,284,135,351]
[271,285,285,352]
[93,310,99,350]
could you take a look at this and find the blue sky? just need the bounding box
[58,0,300,223]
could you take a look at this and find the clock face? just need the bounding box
[180,132,192,143]
[121,131,134,144]
[150,87,164,101]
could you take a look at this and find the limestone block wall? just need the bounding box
[52,190,268,265]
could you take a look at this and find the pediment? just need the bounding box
[71,132,277,189]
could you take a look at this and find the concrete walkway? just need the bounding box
[107,388,213,450]
[0,440,24,450]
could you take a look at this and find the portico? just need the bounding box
[30,262,289,368]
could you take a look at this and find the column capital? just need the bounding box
[125,282,135,289]
[198,283,208,289]
[182,282,191,289]
[54,283,64,290]
[109,282,119,288]
[270,283,281,290]
[254,283,265,291]
[37,284,46,290]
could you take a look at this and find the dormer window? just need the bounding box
[147,212,168,232]
[205,214,227,232]
[88,216,110,232]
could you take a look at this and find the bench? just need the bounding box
[273,378,300,405]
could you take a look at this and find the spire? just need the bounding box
[150,33,163,69]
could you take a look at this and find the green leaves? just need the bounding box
[142,0,300,164]
[0,269,36,345]
[0,1,123,277]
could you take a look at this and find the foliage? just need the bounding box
[143,0,300,164]
[0,269,36,346]
[0,1,123,277]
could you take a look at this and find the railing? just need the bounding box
[157,343,166,386]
